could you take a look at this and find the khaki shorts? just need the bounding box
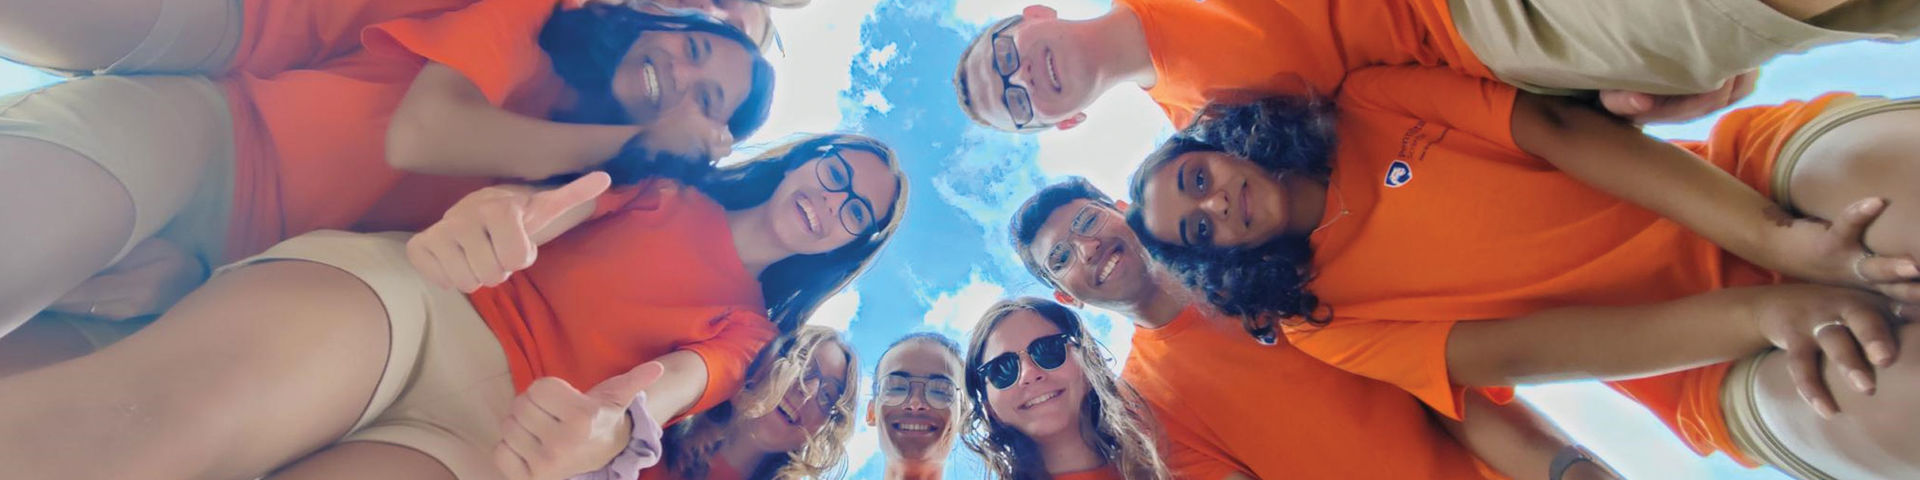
[0,74,235,265]
[1723,351,1837,480]
[21,0,243,76]
[1452,0,1920,95]
[1771,95,1920,209]
[219,231,513,480]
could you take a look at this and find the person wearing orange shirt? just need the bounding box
[0,0,777,344]
[951,0,1917,133]
[869,333,966,480]
[1009,178,1622,480]
[1127,67,1920,478]
[961,297,1169,480]
[0,133,907,480]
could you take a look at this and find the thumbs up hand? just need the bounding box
[408,172,613,292]
[495,362,667,480]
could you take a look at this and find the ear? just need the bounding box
[1113,200,1130,212]
[1055,112,1087,130]
[1022,4,1058,21]
[865,398,879,427]
[1053,290,1082,307]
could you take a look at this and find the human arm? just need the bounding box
[386,63,647,181]
[406,173,610,292]
[1438,395,1621,480]
[1596,70,1758,125]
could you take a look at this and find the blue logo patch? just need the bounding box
[1384,160,1413,188]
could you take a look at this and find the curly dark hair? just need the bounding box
[1123,95,1339,342]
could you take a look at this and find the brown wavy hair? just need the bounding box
[663,325,861,479]
[960,297,1170,480]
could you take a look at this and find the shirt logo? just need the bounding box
[1384,160,1413,188]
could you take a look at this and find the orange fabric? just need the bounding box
[1122,0,1489,128]
[468,181,776,422]
[219,0,569,260]
[226,0,475,76]
[1283,66,1848,465]
[1123,306,1492,480]
[1051,466,1124,480]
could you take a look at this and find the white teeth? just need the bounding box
[894,423,934,432]
[797,199,820,234]
[1046,51,1061,90]
[643,63,660,102]
[1097,254,1118,284]
[1022,391,1061,409]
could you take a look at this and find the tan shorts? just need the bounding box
[219,231,513,480]
[1771,95,1920,209]
[22,0,243,76]
[1723,351,1837,479]
[0,75,234,265]
[1451,0,1920,95]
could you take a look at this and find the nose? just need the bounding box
[1068,235,1100,268]
[1020,355,1047,385]
[905,386,930,411]
[1200,190,1229,218]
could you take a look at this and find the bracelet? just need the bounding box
[1549,445,1595,480]
[569,392,662,480]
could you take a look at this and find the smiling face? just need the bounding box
[959,7,1099,130]
[1138,151,1292,249]
[611,29,754,132]
[740,341,852,452]
[872,340,964,463]
[979,310,1090,442]
[764,147,901,256]
[1024,199,1156,308]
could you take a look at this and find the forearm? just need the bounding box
[1511,93,1782,267]
[1446,287,1772,386]
[641,350,709,425]
[1443,395,1580,480]
[388,63,639,180]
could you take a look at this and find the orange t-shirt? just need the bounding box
[1283,66,1850,465]
[217,0,566,260]
[1052,466,1123,480]
[1123,306,1493,480]
[224,0,475,76]
[468,181,777,420]
[1123,0,1488,128]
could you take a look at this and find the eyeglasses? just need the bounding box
[799,366,847,419]
[1044,203,1108,274]
[879,375,957,410]
[987,19,1035,129]
[976,333,1077,390]
[814,147,878,235]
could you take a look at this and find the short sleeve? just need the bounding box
[1338,66,1523,151]
[1164,431,1244,480]
[673,310,778,423]
[1284,318,1507,420]
[362,0,562,105]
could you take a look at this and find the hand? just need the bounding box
[1598,70,1757,125]
[407,172,611,292]
[629,110,734,163]
[1763,198,1920,301]
[1747,284,1914,418]
[47,237,207,321]
[495,362,667,480]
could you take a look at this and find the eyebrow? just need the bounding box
[886,372,953,382]
[1178,218,1191,246]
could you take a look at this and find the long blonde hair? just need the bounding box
[960,297,1171,480]
[664,325,861,479]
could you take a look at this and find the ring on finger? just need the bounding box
[1813,319,1849,337]
[1854,252,1877,283]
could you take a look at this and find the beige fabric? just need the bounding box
[1771,95,1920,209]
[1723,351,1838,480]
[25,0,244,76]
[1450,0,1920,96]
[0,75,234,264]
[218,231,513,480]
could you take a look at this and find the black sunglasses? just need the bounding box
[976,333,1077,390]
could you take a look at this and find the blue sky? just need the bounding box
[5,1,1919,478]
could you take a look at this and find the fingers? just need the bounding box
[523,172,613,232]
[1817,309,1876,395]
[480,202,535,278]
[435,229,485,292]
[406,234,456,291]
[586,361,666,406]
[1597,90,1654,117]
[493,441,531,480]
[496,418,542,479]
[1849,301,1904,368]
[1831,198,1887,255]
[1783,341,1840,418]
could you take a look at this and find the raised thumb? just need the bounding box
[587,361,666,407]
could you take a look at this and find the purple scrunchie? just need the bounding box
[569,392,663,480]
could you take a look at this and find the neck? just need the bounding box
[1035,426,1106,475]
[714,432,773,477]
[1084,3,1157,90]
[1110,275,1187,329]
[884,460,945,480]
[1281,174,1329,235]
[725,206,785,277]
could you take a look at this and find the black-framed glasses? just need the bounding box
[988,19,1035,129]
[1044,203,1108,274]
[814,147,878,235]
[879,374,957,409]
[976,333,1077,390]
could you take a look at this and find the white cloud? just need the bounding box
[861,90,894,113]
[810,287,862,333]
[865,43,900,72]
[1515,384,1729,479]
[1032,87,1173,197]
[748,0,888,144]
[845,372,881,471]
[921,272,1010,334]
